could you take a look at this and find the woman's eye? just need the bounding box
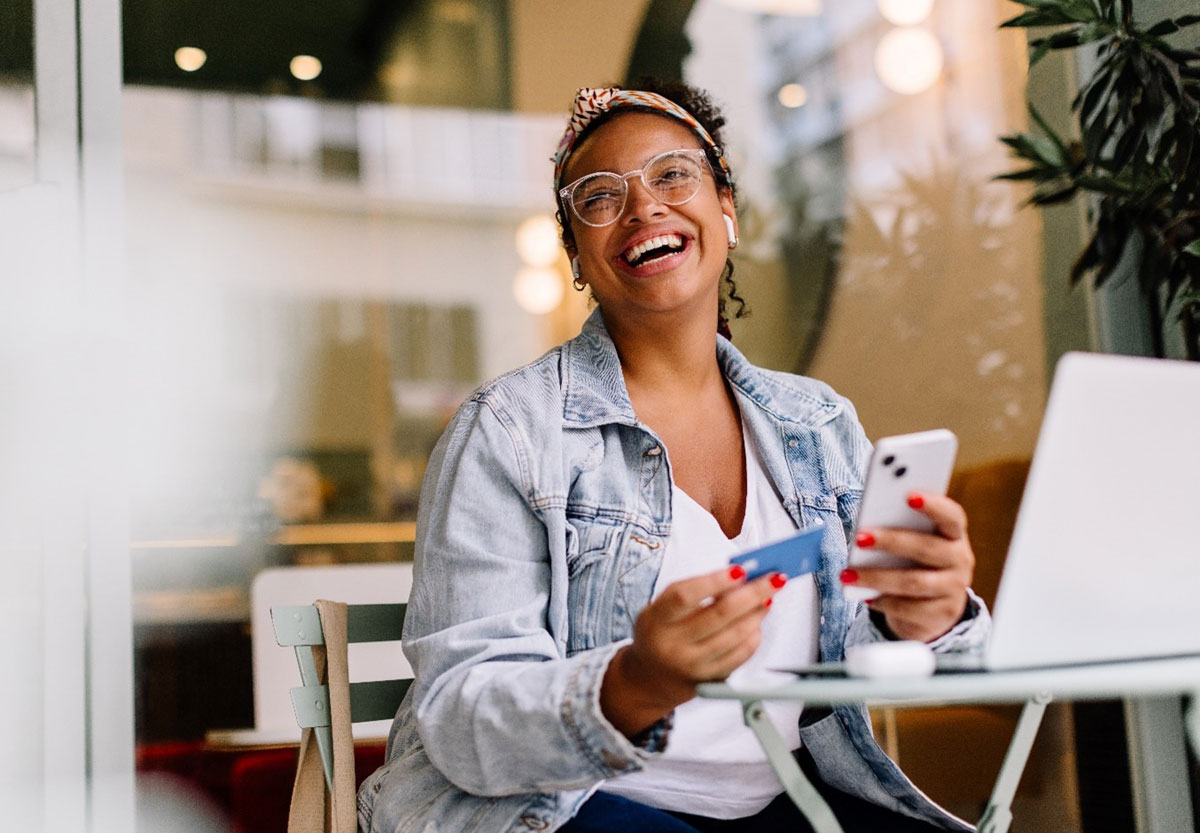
[580,191,619,208]
[650,166,694,186]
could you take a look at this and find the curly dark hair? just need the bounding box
[554,78,749,338]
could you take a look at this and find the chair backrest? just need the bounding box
[272,601,411,788]
[251,564,414,740]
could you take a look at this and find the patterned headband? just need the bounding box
[552,87,730,186]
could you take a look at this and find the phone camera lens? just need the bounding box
[882,455,895,467]
[894,466,907,477]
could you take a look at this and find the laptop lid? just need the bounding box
[986,352,1200,670]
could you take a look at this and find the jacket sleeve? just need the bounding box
[401,397,662,797]
[846,588,992,653]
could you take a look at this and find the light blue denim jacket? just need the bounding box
[359,310,990,833]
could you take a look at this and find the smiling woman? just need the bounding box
[355,79,989,833]
[557,114,737,349]
[553,83,748,341]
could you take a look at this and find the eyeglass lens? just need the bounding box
[570,151,705,227]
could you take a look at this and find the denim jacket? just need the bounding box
[358,310,990,833]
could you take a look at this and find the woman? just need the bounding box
[359,81,989,833]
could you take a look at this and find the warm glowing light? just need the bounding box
[714,0,821,14]
[513,267,564,315]
[777,83,808,108]
[515,215,561,267]
[290,55,323,81]
[878,0,935,26]
[874,28,944,95]
[174,47,207,72]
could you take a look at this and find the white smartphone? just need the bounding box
[845,429,958,601]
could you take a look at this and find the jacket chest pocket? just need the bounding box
[563,519,661,655]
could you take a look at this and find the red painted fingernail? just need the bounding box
[729,565,746,581]
[840,568,859,584]
[908,494,925,509]
[865,597,876,606]
[855,532,876,548]
[769,572,787,589]
[763,597,773,609]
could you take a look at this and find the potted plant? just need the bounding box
[997,0,1200,359]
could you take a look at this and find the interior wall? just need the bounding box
[509,0,652,113]
[802,0,1048,468]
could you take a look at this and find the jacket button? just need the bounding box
[644,446,662,456]
[788,439,799,448]
[521,816,550,830]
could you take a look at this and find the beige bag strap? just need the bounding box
[288,600,357,833]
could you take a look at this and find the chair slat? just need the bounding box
[346,603,407,643]
[289,678,413,727]
[271,600,412,789]
[349,679,413,723]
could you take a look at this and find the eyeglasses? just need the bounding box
[558,148,713,228]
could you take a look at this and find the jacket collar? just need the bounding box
[561,308,841,429]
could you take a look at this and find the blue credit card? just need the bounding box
[730,523,825,581]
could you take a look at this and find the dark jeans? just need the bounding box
[559,750,948,833]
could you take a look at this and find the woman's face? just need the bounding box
[561,112,736,330]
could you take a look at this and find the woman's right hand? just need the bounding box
[600,565,784,738]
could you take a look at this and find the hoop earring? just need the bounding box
[723,215,738,249]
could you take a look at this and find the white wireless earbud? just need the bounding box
[570,257,582,285]
[723,214,738,249]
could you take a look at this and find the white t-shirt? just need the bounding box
[602,421,821,819]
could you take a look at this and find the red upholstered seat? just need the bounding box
[229,743,386,833]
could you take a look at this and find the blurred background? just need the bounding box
[2,0,1196,831]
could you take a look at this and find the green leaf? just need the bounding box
[1001,131,1071,169]
[1046,30,1082,48]
[1013,0,1081,9]
[1146,14,1200,37]
[1030,38,1053,66]
[1076,58,1122,134]
[995,167,1054,181]
[1074,21,1111,43]
[1032,183,1080,205]
[1071,233,1105,283]
[1027,103,1071,157]
[1002,10,1072,28]
[1025,132,1071,168]
[1165,47,1200,63]
[1064,0,1100,21]
[1184,239,1200,257]
[1075,174,1139,194]
[1145,49,1186,102]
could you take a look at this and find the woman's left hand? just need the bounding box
[840,492,975,643]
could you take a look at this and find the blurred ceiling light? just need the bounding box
[874,28,943,95]
[777,83,809,108]
[290,55,323,81]
[877,0,935,26]
[516,215,561,268]
[174,47,207,72]
[714,0,821,14]
[513,267,564,315]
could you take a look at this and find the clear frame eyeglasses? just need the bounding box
[558,148,714,228]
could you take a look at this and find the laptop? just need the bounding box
[787,351,1200,676]
[980,350,1200,670]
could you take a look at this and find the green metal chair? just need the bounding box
[271,603,410,788]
